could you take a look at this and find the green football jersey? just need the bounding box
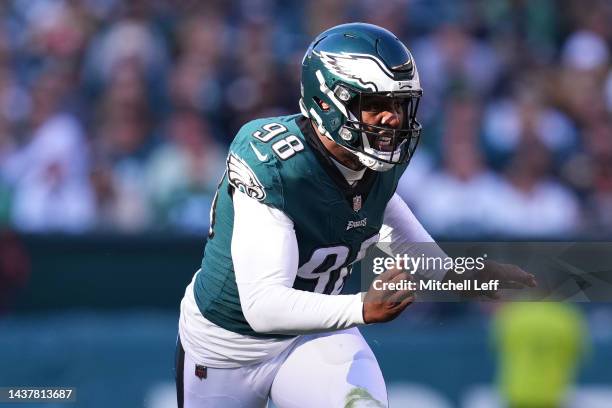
[194,114,407,337]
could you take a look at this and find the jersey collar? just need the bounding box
[296,115,377,208]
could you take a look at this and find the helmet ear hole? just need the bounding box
[313,97,330,111]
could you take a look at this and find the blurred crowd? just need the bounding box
[0,0,610,238]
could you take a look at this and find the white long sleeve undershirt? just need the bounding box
[231,191,364,335]
[231,189,445,335]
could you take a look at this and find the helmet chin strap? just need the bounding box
[340,141,395,172]
[354,129,403,172]
[355,151,395,172]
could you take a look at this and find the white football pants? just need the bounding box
[175,328,388,407]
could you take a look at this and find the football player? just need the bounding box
[175,23,535,408]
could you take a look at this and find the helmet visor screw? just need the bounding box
[339,128,353,141]
[336,87,351,102]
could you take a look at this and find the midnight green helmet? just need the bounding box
[300,23,422,171]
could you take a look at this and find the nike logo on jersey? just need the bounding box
[346,218,367,230]
[249,142,269,162]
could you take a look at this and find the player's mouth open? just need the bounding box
[374,134,394,151]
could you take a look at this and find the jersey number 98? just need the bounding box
[253,123,304,160]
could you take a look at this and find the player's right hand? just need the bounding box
[362,267,415,324]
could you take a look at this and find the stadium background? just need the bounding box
[0,0,611,406]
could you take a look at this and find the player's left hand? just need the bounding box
[363,267,415,324]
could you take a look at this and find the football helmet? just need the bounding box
[300,23,422,171]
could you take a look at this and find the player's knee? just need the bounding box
[344,387,387,408]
